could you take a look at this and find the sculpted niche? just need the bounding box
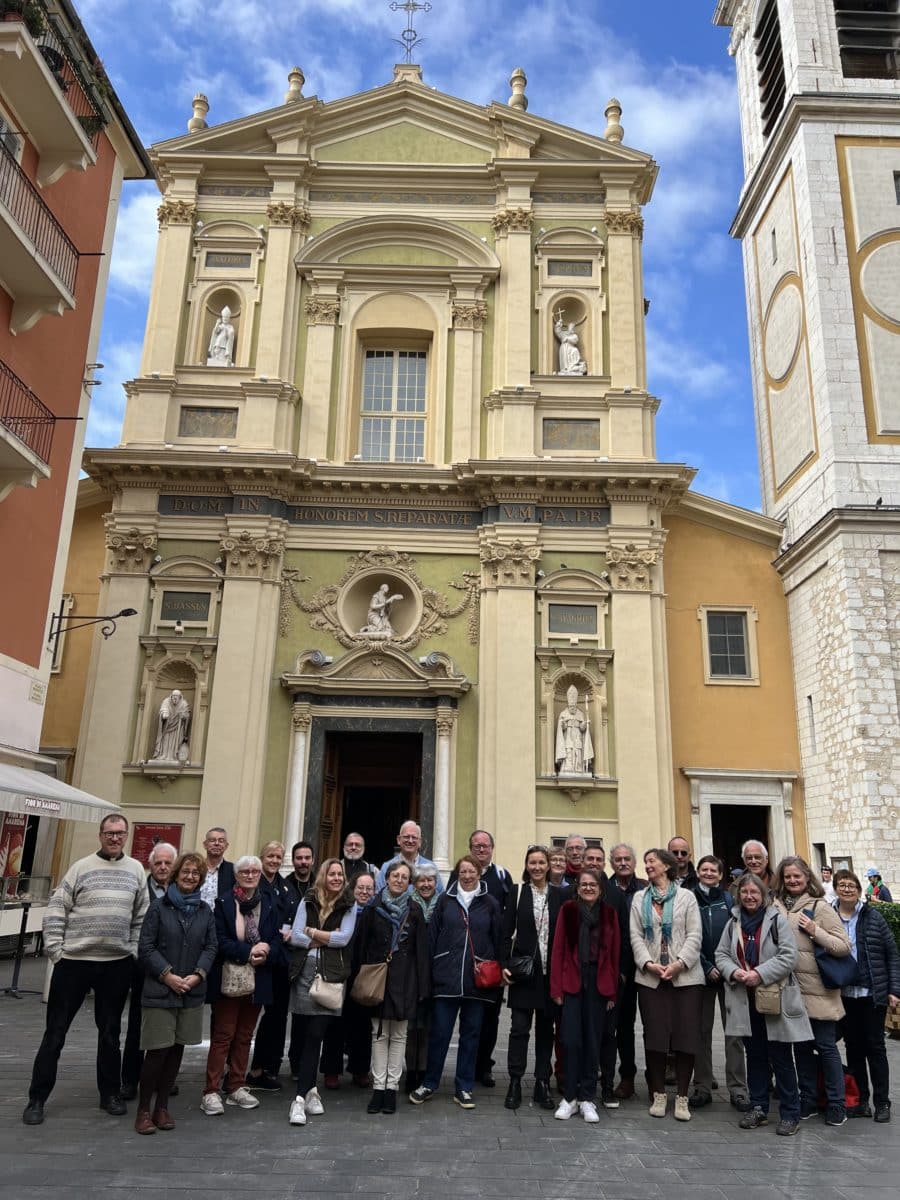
[555,684,594,776]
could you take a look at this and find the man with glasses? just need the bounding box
[563,833,587,888]
[375,820,444,893]
[741,840,772,889]
[23,815,148,1126]
[199,826,235,909]
[667,836,698,890]
[607,844,647,1100]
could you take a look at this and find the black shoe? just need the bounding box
[601,1087,619,1110]
[799,1101,818,1120]
[453,1090,476,1109]
[409,1085,434,1105]
[22,1101,44,1126]
[120,1082,138,1101]
[874,1103,891,1123]
[382,1090,397,1115]
[534,1080,555,1111]
[688,1091,712,1110]
[100,1095,127,1116]
[170,1084,179,1097]
[248,1073,282,1092]
[825,1105,847,1127]
[739,1106,769,1129]
[504,1078,522,1110]
[730,1093,752,1113]
[776,1118,799,1136]
[367,1089,385,1114]
[848,1103,872,1118]
[479,1071,495,1088]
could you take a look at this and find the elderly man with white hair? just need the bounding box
[375,821,444,893]
[741,840,772,888]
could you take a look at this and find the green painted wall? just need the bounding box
[314,124,487,165]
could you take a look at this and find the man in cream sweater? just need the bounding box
[22,814,148,1126]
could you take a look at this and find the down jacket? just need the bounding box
[715,904,813,1043]
[774,893,851,1021]
[138,894,217,1009]
[691,884,733,983]
[429,881,501,1000]
[833,900,900,1007]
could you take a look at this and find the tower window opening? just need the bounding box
[834,1,900,80]
[755,0,788,139]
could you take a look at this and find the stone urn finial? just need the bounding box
[285,66,305,103]
[188,93,209,134]
[508,67,528,111]
[604,97,623,143]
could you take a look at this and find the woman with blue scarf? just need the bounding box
[354,860,429,1114]
[629,847,704,1121]
[136,852,217,1134]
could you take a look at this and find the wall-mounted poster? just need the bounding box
[131,823,184,867]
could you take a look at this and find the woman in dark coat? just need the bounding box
[833,869,900,1122]
[550,868,621,1123]
[135,851,217,1133]
[409,855,502,1109]
[500,844,563,1111]
[202,855,281,1115]
[354,860,429,1114]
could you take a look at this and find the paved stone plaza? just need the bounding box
[2,956,898,1200]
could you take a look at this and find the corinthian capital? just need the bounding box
[452,300,488,331]
[105,527,157,573]
[480,537,541,587]
[305,295,341,325]
[606,541,658,590]
[220,530,285,580]
[491,207,533,236]
[157,199,196,227]
[604,211,644,238]
[267,201,311,230]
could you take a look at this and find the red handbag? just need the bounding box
[463,909,502,988]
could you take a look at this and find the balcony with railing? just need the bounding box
[0,0,109,185]
[0,136,78,333]
[0,357,55,499]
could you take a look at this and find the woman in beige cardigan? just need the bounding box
[629,848,704,1121]
[773,856,852,1126]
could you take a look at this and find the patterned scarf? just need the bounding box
[233,885,260,944]
[378,887,411,951]
[641,880,677,944]
[411,891,438,922]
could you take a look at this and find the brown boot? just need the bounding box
[134,1109,156,1135]
[152,1107,175,1130]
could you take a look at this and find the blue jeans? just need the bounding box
[794,1017,845,1109]
[744,1001,800,1121]
[423,997,485,1093]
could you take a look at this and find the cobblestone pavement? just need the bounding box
[2,956,898,1200]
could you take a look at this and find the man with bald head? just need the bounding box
[667,835,698,890]
[375,820,443,893]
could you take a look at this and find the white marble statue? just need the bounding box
[554,314,588,376]
[149,689,191,763]
[360,583,404,637]
[555,685,594,775]
[207,305,235,366]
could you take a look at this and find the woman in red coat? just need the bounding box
[549,869,620,1123]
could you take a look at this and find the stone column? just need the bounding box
[476,528,541,865]
[142,194,198,375]
[283,699,312,849]
[493,208,533,388]
[73,522,158,831]
[299,286,342,460]
[197,524,285,854]
[432,700,456,873]
[604,210,646,391]
[449,299,487,462]
[256,196,309,380]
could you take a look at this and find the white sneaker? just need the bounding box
[580,1100,600,1123]
[305,1087,324,1115]
[554,1098,579,1120]
[289,1097,307,1126]
[200,1092,224,1115]
[674,1095,692,1122]
[649,1092,668,1118]
[225,1087,259,1109]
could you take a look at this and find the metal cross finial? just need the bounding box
[390,0,431,63]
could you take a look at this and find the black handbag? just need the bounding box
[507,952,535,984]
[804,903,858,989]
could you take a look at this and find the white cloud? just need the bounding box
[84,339,143,448]
[108,189,160,297]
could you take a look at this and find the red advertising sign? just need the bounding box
[131,822,184,867]
[0,812,28,876]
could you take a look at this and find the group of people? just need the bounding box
[20,815,899,1142]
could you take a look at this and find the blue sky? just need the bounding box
[79,0,761,510]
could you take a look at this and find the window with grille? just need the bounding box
[755,0,787,139]
[834,1,900,79]
[360,349,427,462]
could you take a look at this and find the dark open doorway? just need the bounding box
[318,731,422,866]
[710,804,769,878]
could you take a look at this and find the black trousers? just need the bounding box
[841,996,890,1107]
[29,956,134,1103]
[615,977,639,1081]
[250,966,290,1076]
[558,985,606,1103]
[320,997,372,1077]
[121,958,144,1088]
[474,994,502,1078]
[507,1005,555,1082]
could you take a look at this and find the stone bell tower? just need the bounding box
[713,0,900,875]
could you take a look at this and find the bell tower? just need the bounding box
[714,1,900,874]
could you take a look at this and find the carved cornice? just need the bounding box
[157,199,196,227]
[491,207,533,236]
[606,542,658,590]
[267,201,311,230]
[480,537,541,587]
[105,527,157,573]
[282,645,470,697]
[604,211,644,238]
[451,300,488,331]
[305,295,342,325]
[220,530,284,580]
[728,6,750,56]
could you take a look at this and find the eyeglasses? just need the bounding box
[579,882,599,889]
[101,830,127,838]
[671,849,690,857]
[836,882,859,890]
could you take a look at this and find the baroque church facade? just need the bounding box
[54,58,808,874]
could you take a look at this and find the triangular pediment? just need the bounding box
[314,119,489,166]
[282,646,470,697]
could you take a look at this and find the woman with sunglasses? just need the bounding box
[500,845,564,1110]
[549,868,620,1122]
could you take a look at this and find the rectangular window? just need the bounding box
[834,1,900,80]
[755,0,787,139]
[697,605,760,686]
[360,350,426,462]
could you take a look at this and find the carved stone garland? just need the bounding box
[280,547,481,650]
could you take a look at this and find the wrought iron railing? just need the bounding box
[3,0,109,145]
[0,358,56,466]
[0,137,79,293]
